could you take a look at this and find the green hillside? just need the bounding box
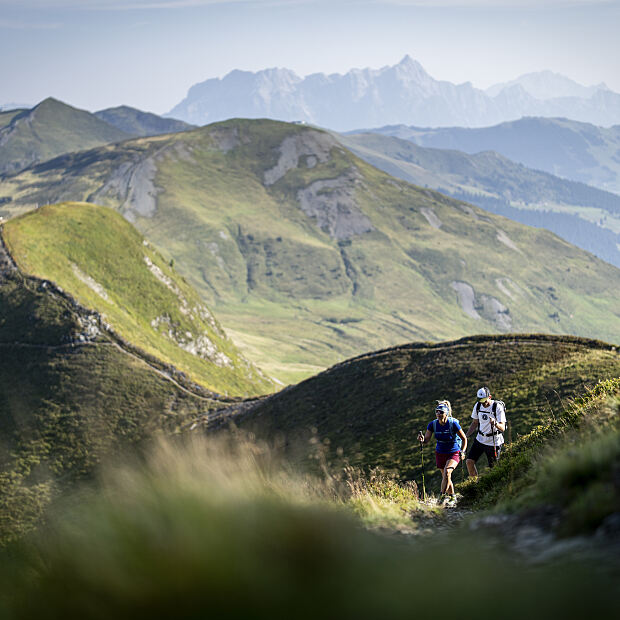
[222,334,620,490]
[339,131,620,267]
[2,202,271,396]
[1,119,619,383]
[1,362,617,614]
[0,259,228,542]
[0,98,130,175]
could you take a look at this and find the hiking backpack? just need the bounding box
[475,400,507,429]
[432,417,463,449]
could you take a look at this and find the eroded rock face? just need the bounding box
[150,314,233,368]
[92,143,193,221]
[263,131,336,186]
[451,280,512,330]
[478,294,512,330]
[496,229,523,254]
[0,230,18,281]
[92,155,161,220]
[420,207,442,229]
[71,263,110,301]
[451,281,480,319]
[143,255,223,335]
[296,172,374,240]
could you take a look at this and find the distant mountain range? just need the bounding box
[338,131,620,268]
[485,71,609,100]
[168,56,620,130]
[0,98,193,175]
[0,98,130,175]
[1,119,619,383]
[357,117,620,196]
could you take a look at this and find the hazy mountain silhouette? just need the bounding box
[168,56,620,130]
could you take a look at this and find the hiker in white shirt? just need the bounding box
[465,387,506,478]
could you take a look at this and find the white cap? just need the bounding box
[477,387,490,399]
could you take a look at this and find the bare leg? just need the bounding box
[443,459,459,495]
[466,458,478,478]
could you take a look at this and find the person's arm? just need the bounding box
[466,419,478,437]
[489,418,505,432]
[490,405,506,432]
[417,429,433,445]
[457,428,468,456]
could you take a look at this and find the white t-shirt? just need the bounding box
[471,400,506,447]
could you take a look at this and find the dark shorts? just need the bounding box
[436,451,461,470]
[467,438,502,467]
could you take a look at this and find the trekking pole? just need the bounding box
[418,433,427,502]
[491,418,498,461]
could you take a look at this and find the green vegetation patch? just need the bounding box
[3,202,272,396]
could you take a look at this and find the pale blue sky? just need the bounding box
[1,0,619,114]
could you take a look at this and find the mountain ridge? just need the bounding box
[358,116,620,195]
[204,333,620,484]
[168,56,620,130]
[486,70,609,100]
[94,105,195,137]
[0,98,132,175]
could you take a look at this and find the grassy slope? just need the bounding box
[459,377,620,535]
[338,131,620,265]
[0,268,226,542]
[1,119,619,383]
[94,106,195,136]
[231,335,620,491]
[2,202,271,396]
[0,98,130,174]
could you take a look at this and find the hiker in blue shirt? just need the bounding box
[417,401,467,506]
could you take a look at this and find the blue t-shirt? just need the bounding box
[427,418,462,454]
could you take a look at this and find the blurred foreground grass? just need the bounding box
[0,432,617,619]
